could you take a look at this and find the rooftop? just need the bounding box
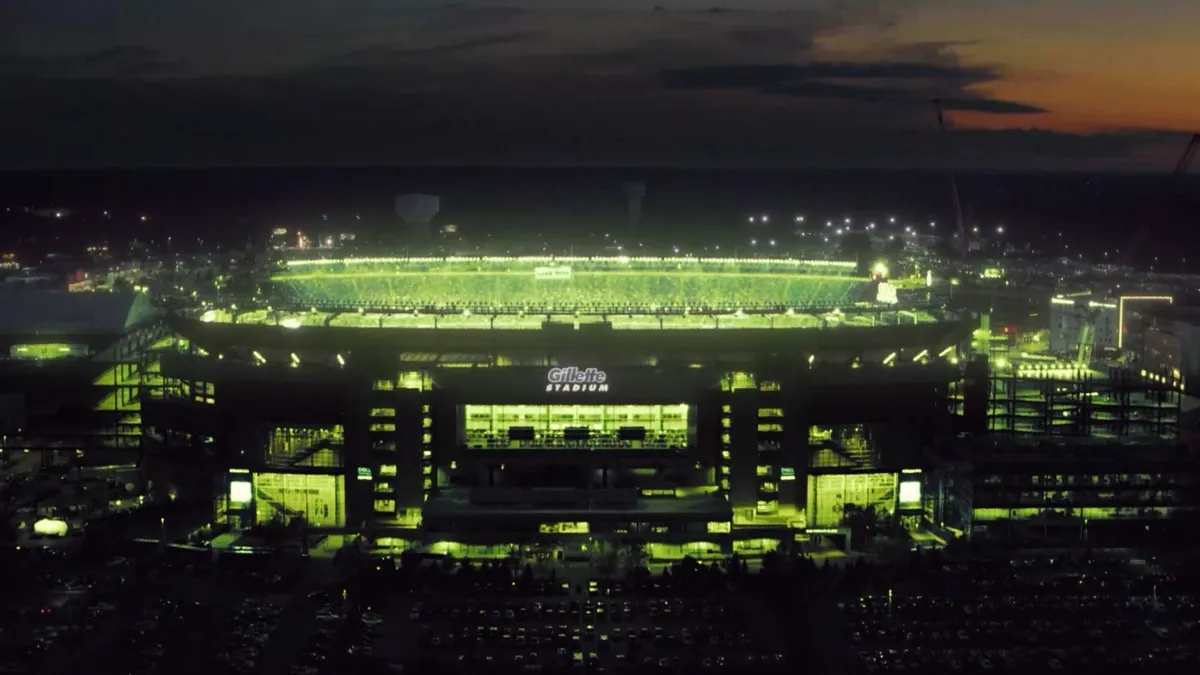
[169,312,972,356]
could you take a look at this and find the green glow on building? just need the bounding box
[10,343,84,360]
[462,404,692,449]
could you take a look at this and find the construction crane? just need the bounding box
[1174,133,1199,176]
[932,99,968,252]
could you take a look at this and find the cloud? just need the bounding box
[0,46,183,78]
[661,60,1043,114]
[0,70,1171,171]
[0,1,1181,169]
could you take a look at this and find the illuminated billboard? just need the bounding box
[898,480,922,508]
[546,367,609,393]
[230,480,253,505]
[252,472,345,528]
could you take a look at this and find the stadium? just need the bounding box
[137,254,985,559]
[2,253,1191,555]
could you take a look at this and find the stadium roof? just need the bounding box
[0,291,156,337]
[169,314,972,356]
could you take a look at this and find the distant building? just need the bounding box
[1048,295,1119,357]
[946,437,1199,540]
[1140,306,1200,390]
[1143,326,1186,378]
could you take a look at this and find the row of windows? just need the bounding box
[756,409,781,514]
[974,506,1174,522]
[719,419,785,432]
[369,420,433,433]
[373,372,432,392]
[974,489,1181,507]
[719,407,732,501]
[977,473,1186,487]
[159,378,216,405]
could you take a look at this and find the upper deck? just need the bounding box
[267,255,872,313]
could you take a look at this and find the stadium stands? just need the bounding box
[268,257,869,313]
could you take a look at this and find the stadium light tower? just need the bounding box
[624,182,646,231]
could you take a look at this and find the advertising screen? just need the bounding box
[253,472,345,528]
[898,480,922,508]
[230,480,253,505]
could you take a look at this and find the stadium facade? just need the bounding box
[127,255,1198,556]
[0,289,164,466]
[137,256,968,555]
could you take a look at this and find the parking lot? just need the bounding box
[11,538,1200,675]
[0,548,135,675]
[266,558,795,674]
[845,555,1200,674]
[0,543,326,675]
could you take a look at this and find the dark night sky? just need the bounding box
[2,0,1196,170]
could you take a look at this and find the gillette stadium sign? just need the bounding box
[547,367,609,393]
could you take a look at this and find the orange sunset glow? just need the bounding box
[3,0,1198,168]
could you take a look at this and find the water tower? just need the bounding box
[623,182,646,230]
[395,193,440,238]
